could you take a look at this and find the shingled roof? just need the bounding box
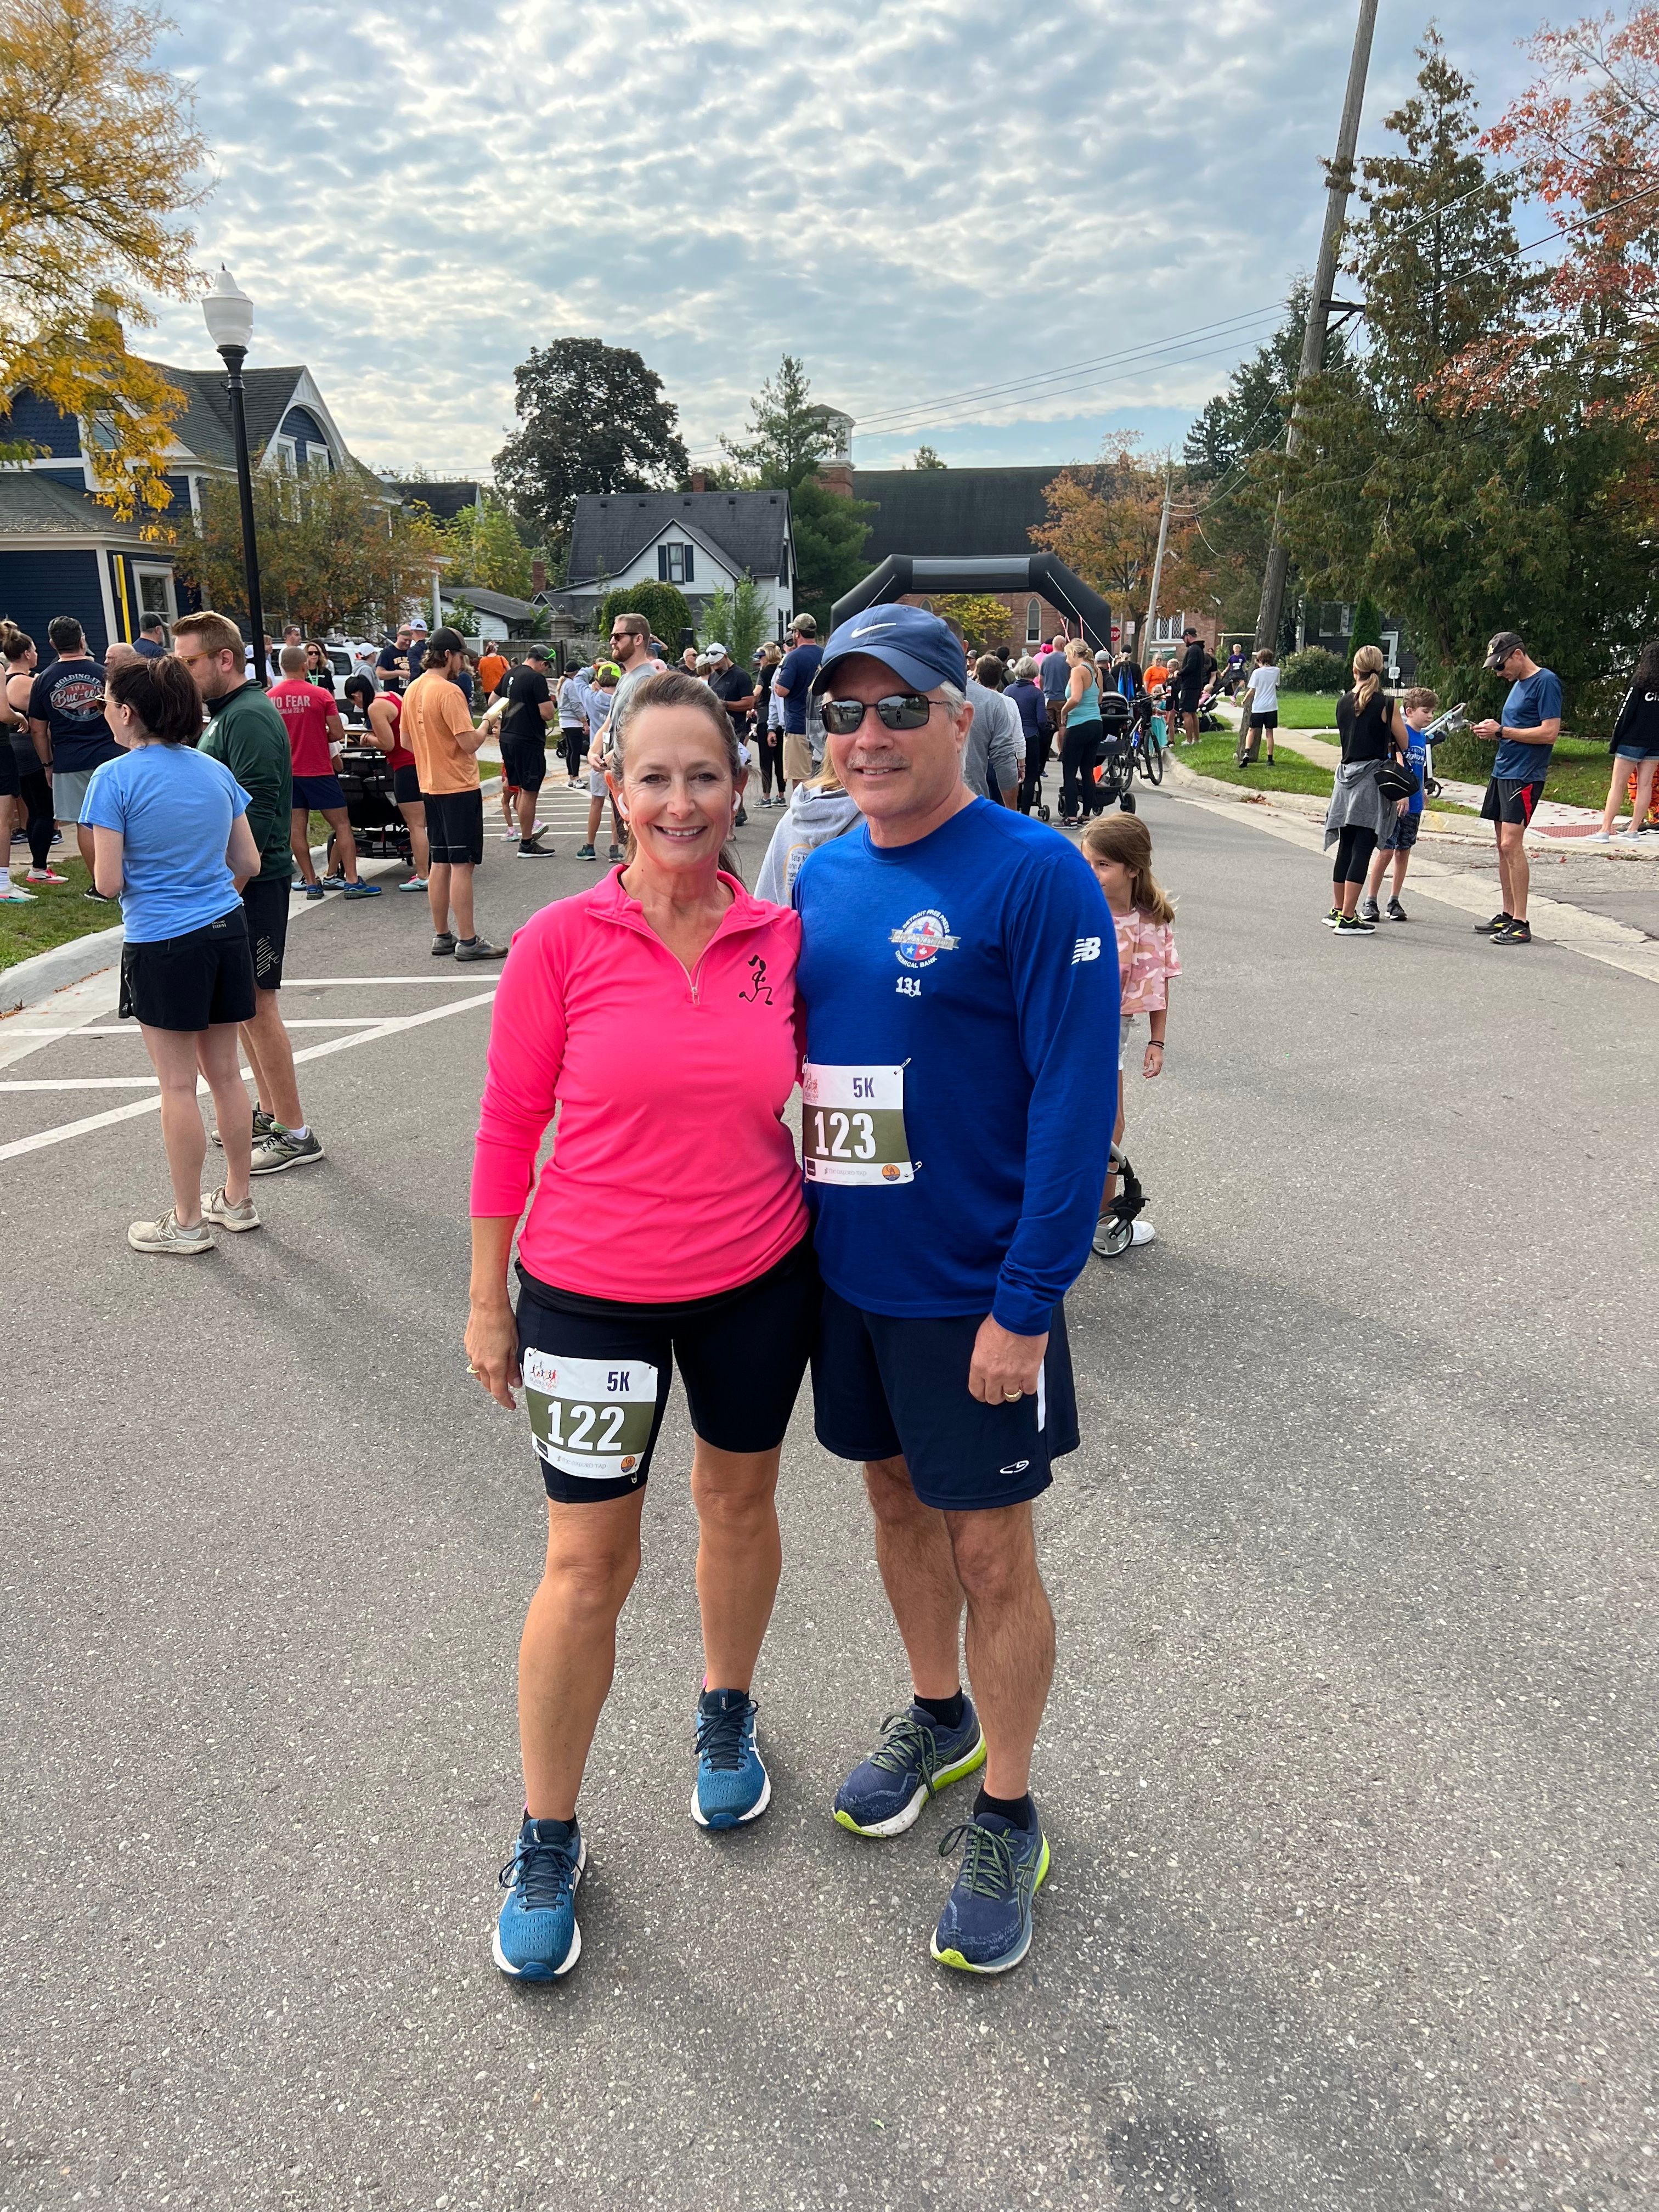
[850,466,1063,563]
[0,472,157,541]
[143,364,313,469]
[568,488,791,585]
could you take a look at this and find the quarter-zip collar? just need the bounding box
[583,865,782,1002]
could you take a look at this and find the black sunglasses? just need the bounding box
[821,693,938,736]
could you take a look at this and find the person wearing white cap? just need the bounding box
[408,617,430,682]
[704,644,755,829]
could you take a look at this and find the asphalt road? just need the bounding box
[3,770,1656,2212]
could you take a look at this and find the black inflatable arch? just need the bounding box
[830,553,1113,652]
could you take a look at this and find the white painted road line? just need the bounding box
[3,1018,401,1036]
[1,1077,161,1091]
[0,987,498,1164]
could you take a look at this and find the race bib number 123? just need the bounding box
[801,1062,913,1186]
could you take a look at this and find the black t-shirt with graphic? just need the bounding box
[29,656,117,774]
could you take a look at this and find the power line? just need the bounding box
[848,305,1286,433]
[1515,172,1659,255]
[858,325,1289,443]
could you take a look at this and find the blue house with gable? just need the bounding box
[0,363,357,652]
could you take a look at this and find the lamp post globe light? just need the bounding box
[202,266,267,685]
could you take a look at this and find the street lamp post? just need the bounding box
[202,267,267,686]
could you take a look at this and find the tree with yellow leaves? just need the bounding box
[0,0,207,522]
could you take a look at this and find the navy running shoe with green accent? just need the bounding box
[493,1814,585,1980]
[691,1688,770,1829]
[931,1807,1049,1973]
[833,1701,987,1838]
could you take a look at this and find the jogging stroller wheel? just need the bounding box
[1037,803,1051,822]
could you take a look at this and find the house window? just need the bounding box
[1025,597,1041,645]
[134,567,174,623]
[1153,613,1183,644]
[659,541,694,585]
[307,446,332,478]
[272,437,297,475]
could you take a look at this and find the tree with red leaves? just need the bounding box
[1446,7,1659,424]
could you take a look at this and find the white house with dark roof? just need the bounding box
[565,487,797,640]
[0,361,363,654]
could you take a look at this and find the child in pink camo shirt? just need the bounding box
[1081,812,1181,1256]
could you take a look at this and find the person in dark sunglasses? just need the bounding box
[793,603,1116,1977]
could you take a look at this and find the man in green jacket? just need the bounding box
[174,610,324,1175]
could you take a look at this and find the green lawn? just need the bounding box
[1180,732,1334,797]
[0,853,119,974]
[1272,692,1341,729]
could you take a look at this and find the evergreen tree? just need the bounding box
[791,476,873,633]
[723,356,831,489]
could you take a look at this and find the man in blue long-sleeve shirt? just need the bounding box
[793,604,1116,1976]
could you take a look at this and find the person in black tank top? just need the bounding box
[1322,646,1409,934]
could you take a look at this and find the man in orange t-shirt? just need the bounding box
[400,627,503,961]
[477,646,509,701]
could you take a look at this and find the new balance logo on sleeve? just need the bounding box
[1071,936,1102,965]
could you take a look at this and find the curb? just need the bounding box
[1162,755,1659,855]
[0,924,124,1016]
[0,832,425,1023]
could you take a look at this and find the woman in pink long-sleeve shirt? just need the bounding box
[466,668,816,1982]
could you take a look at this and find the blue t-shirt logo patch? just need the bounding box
[890,910,960,968]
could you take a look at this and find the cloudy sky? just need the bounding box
[146,0,1554,480]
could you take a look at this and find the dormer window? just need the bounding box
[659,541,694,585]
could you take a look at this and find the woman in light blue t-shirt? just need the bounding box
[81,656,264,1256]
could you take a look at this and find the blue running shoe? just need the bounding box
[691,1688,770,1829]
[931,1808,1050,1973]
[834,1702,987,1838]
[493,1815,585,1980]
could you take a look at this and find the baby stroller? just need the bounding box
[334,743,411,861]
[1090,690,1138,814]
[1093,1147,1150,1258]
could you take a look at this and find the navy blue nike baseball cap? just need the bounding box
[811,604,967,696]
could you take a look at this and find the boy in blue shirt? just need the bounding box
[1359,686,1437,922]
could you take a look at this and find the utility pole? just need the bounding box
[1252,0,1379,656]
[1141,458,1175,659]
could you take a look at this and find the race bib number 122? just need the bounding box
[521,1350,659,1481]
[802,1062,913,1186]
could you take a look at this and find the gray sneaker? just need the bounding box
[128,1207,213,1256]
[1357,896,1380,923]
[210,1106,276,1151]
[202,1185,261,1232]
[454,935,506,962]
[249,1126,325,1176]
[431,930,456,957]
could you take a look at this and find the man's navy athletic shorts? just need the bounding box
[811,1288,1079,1511]
[291,772,347,811]
[515,1237,819,1504]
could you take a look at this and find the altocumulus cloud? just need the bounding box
[144,0,1548,472]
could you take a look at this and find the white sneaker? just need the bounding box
[1126,1218,1157,1248]
[0,884,36,902]
[127,1207,213,1255]
[1583,831,1615,844]
[202,1185,261,1233]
